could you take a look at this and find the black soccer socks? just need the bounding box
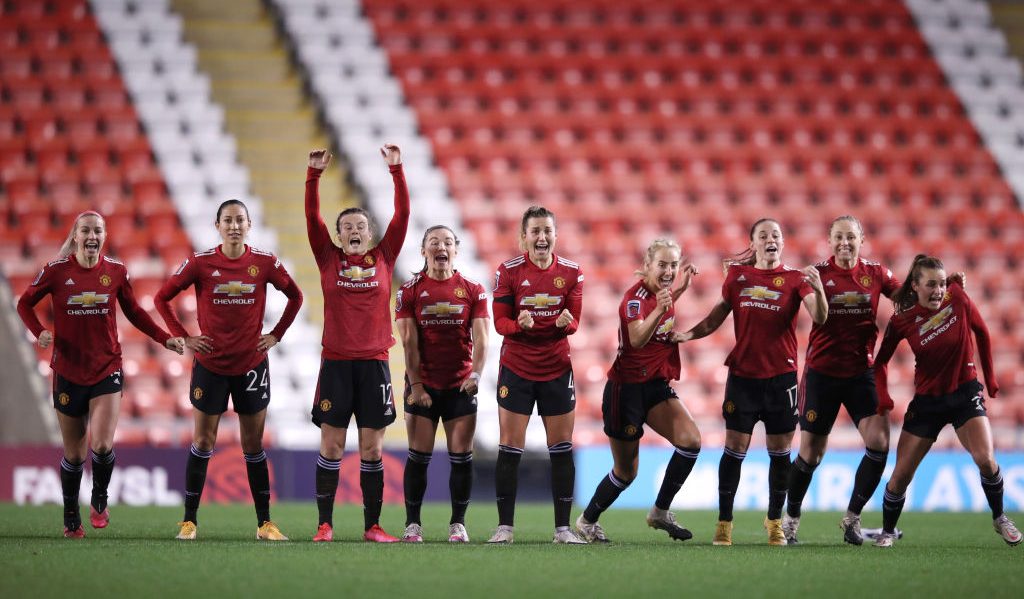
[449,451,473,525]
[315,453,340,527]
[183,444,212,524]
[718,447,746,522]
[848,447,887,515]
[495,445,523,527]
[404,449,432,526]
[583,470,632,523]
[655,446,700,511]
[60,457,84,530]
[786,455,817,519]
[360,459,385,531]
[549,441,575,528]
[882,487,906,533]
[244,450,271,525]
[981,468,1005,519]
[90,449,115,513]
[767,449,791,520]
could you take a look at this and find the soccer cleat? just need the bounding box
[862,527,903,541]
[781,513,800,545]
[176,521,197,540]
[873,530,897,548]
[712,520,733,546]
[552,528,588,544]
[363,524,399,543]
[63,525,85,539]
[994,514,1023,546]
[89,505,109,529]
[646,507,693,541]
[402,523,424,543]
[486,524,514,544]
[765,518,786,546]
[575,514,609,543]
[256,521,288,541]
[312,522,333,542]
[448,523,470,543]
[840,514,863,546]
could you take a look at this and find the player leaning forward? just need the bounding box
[306,144,410,543]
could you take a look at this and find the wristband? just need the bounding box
[468,372,481,382]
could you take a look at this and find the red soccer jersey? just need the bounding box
[17,254,171,386]
[395,271,489,389]
[806,257,900,377]
[492,253,583,381]
[305,165,409,361]
[722,264,813,379]
[874,282,997,402]
[608,280,681,383]
[155,245,303,376]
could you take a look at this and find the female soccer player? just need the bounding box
[396,225,490,543]
[17,210,185,538]
[306,145,409,543]
[678,218,827,546]
[487,205,586,545]
[872,255,1020,548]
[575,239,700,544]
[155,199,303,541]
[781,215,901,545]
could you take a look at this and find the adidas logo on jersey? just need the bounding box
[915,316,924,322]
[65,278,75,285]
[737,275,746,282]
[420,291,429,297]
[212,270,221,277]
[521,280,531,286]
[826,279,836,286]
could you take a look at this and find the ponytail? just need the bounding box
[416,225,459,274]
[892,254,945,312]
[723,217,778,272]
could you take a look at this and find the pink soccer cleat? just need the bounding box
[90,506,109,529]
[63,525,86,539]
[312,522,333,542]
[363,524,399,543]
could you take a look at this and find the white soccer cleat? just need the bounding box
[552,528,588,544]
[647,507,693,541]
[448,523,470,543]
[781,513,800,545]
[840,513,863,545]
[873,530,897,548]
[994,514,1023,546]
[402,523,423,543]
[575,514,609,543]
[487,524,514,544]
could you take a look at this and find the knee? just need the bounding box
[613,465,638,484]
[360,443,383,462]
[674,431,701,451]
[241,438,263,455]
[976,458,998,478]
[90,441,114,455]
[192,435,216,452]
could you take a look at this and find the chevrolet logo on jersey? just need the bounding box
[919,305,954,335]
[340,266,376,281]
[830,291,871,307]
[739,286,781,301]
[521,294,563,308]
[656,317,675,336]
[213,281,256,296]
[422,302,465,316]
[68,292,110,307]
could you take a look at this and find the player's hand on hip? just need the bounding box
[411,385,432,408]
[517,309,534,330]
[37,330,53,349]
[459,372,480,395]
[257,334,278,352]
[380,143,402,165]
[165,337,186,355]
[185,335,214,354]
[308,149,332,170]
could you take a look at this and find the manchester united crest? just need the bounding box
[58,393,70,406]
[724,400,736,414]
[454,287,467,299]
[860,275,871,287]
[553,276,566,289]
[499,386,509,399]
[248,265,259,277]
[772,276,784,287]
[99,274,111,286]
[193,387,203,401]
[624,424,638,437]
[806,409,817,423]
[319,399,332,412]
[364,255,375,266]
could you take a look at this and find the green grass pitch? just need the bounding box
[1,503,1020,598]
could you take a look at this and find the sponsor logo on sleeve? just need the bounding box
[626,300,641,319]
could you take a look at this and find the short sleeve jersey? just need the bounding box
[395,271,489,389]
[608,280,680,383]
[806,257,901,377]
[722,264,813,379]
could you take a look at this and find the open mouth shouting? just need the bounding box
[83,240,100,254]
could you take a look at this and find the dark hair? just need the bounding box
[828,215,863,237]
[216,199,250,222]
[723,217,780,270]
[893,254,945,312]
[418,225,460,273]
[335,207,374,237]
[520,205,556,235]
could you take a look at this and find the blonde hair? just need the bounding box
[634,238,682,277]
[58,211,104,259]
